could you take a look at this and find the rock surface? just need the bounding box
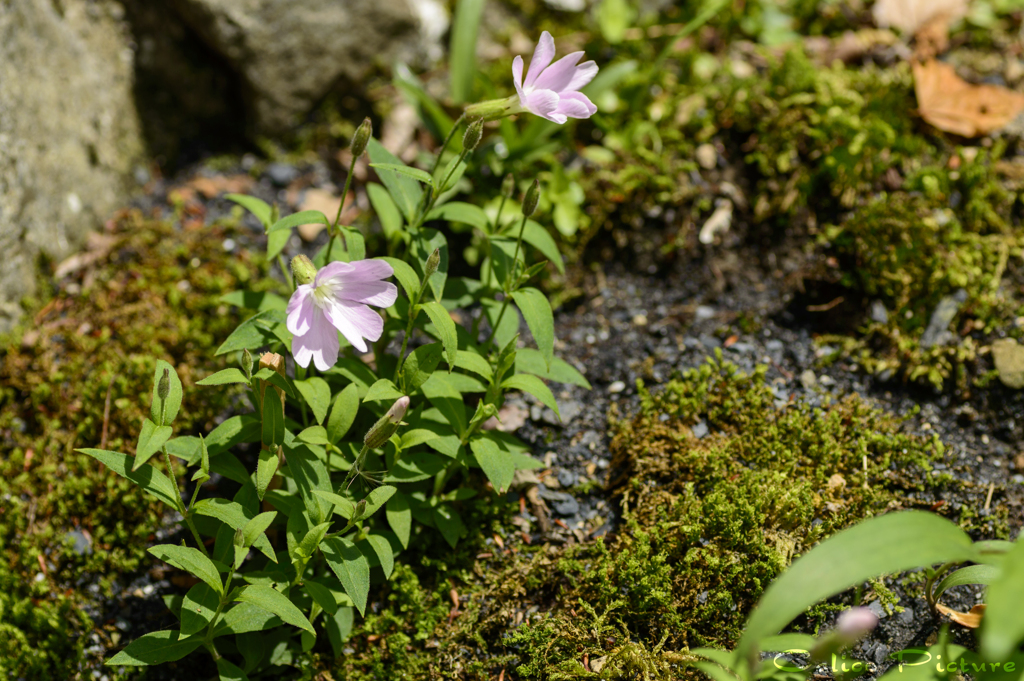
[992,338,1024,389]
[170,0,445,134]
[0,0,144,332]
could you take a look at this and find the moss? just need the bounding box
[0,212,269,678]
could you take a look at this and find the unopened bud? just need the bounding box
[363,396,410,449]
[522,180,539,218]
[463,118,484,151]
[350,117,372,158]
[157,368,170,401]
[233,528,245,547]
[353,499,367,520]
[502,173,515,198]
[835,607,878,643]
[425,248,441,278]
[241,348,253,376]
[290,254,317,286]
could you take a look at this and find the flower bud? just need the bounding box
[350,117,372,158]
[835,607,878,643]
[290,254,317,286]
[363,396,410,449]
[425,248,441,278]
[502,173,515,198]
[233,527,245,547]
[157,368,170,401]
[353,499,367,520]
[522,179,540,218]
[241,348,253,377]
[463,118,484,152]
[259,352,286,414]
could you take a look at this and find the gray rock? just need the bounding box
[920,289,967,348]
[557,469,576,488]
[553,496,579,516]
[171,0,445,133]
[691,421,709,439]
[799,370,817,390]
[266,162,299,186]
[67,529,93,556]
[897,607,914,625]
[0,0,144,332]
[870,300,889,324]
[991,338,1024,389]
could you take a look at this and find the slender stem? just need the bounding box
[508,213,529,290]
[277,254,294,291]
[483,214,529,348]
[326,155,358,263]
[430,113,467,176]
[341,444,372,491]
[393,269,430,382]
[203,571,235,647]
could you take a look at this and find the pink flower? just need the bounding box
[286,259,398,370]
[512,31,598,124]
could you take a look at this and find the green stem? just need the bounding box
[277,254,294,291]
[392,269,430,382]
[429,113,467,176]
[482,214,528,348]
[326,154,358,263]
[341,444,372,491]
[203,572,235,647]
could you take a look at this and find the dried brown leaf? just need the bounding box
[873,0,967,35]
[913,59,1024,137]
[936,603,986,628]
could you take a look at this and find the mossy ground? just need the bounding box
[0,211,267,679]
[320,356,970,680]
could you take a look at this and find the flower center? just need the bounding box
[311,281,337,308]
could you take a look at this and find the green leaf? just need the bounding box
[412,228,448,302]
[363,485,398,518]
[322,537,371,616]
[297,425,328,445]
[364,378,405,403]
[181,583,219,636]
[421,373,467,437]
[261,391,284,448]
[736,511,975,662]
[433,504,465,548]
[267,229,289,261]
[470,437,515,494]
[402,342,443,393]
[367,139,422,223]
[481,298,519,350]
[386,493,412,549]
[313,490,357,520]
[216,658,250,681]
[511,288,554,371]
[384,450,447,482]
[151,360,183,426]
[327,607,355,658]
[982,534,1024,660]
[212,603,282,638]
[252,366,295,399]
[219,290,288,313]
[326,383,359,443]
[242,512,277,553]
[235,585,315,635]
[426,202,490,233]
[106,630,203,666]
[286,445,334,524]
[256,447,279,502]
[365,534,395,579]
[420,301,458,370]
[294,377,331,425]
[515,348,591,389]
[367,182,404,239]
[216,310,279,356]
[193,499,276,563]
[453,350,493,381]
[502,374,559,420]
[197,368,250,387]
[79,448,180,509]
[521,220,565,274]
[268,209,331,234]
[369,162,434,186]
[933,564,1000,602]
[303,579,340,615]
[380,256,421,302]
[226,194,272,229]
[297,522,332,560]
[597,0,635,43]
[135,418,174,470]
[149,544,223,595]
[449,0,485,103]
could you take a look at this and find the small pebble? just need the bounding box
[266,162,299,186]
[692,421,709,439]
[608,380,626,393]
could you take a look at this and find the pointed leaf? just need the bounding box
[149,544,223,595]
[235,585,315,635]
[981,535,1024,660]
[217,658,250,681]
[367,182,404,239]
[226,194,272,229]
[151,360,183,426]
[521,219,565,274]
[363,378,405,403]
[261,392,284,448]
[322,537,371,616]
[294,377,331,425]
[106,630,203,666]
[367,139,422,222]
[502,374,559,420]
[297,425,328,445]
[470,437,516,494]
[365,534,395,579]
[411,228,448,302]
[512,288,554,370]
[303,579,340,616]
[197,368,250,387]
[369,162,434,186]
[267,210,331,234]
[79,448,180,509]
[421,373,467,437]
[420,301,458,370]
[515,348,591,388]
[256,447,279,502]
[135,418,174,470]
[181,583,219,636]
[386,493,412,549]
[379,256,420,302]
[326,383,359,443]
[432,505,464,548]
[402,342,443,393]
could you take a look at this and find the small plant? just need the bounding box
[80,33,596,677]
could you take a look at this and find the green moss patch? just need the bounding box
[0,212,268,678]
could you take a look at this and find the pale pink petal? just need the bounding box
[556,91,598,119]
[512,55,525,97]
[286,285,316,336]
[322,299,384,353]
[523,89,566,124]
[315,259,394,286]
[532,52,584,93]
[524,31,555,88]
[566,60,598,92]
[292,309,339,371]
[338,280,398,307]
